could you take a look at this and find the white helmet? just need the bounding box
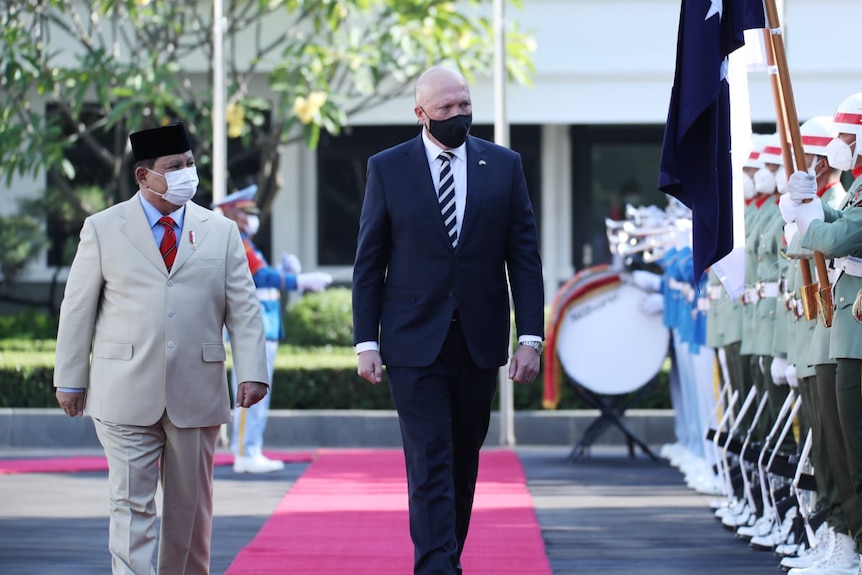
[800,116,837,157]
[760,132,784,166]
[832,92,862,137]
[828,92,862,170]
[743,133,768,169]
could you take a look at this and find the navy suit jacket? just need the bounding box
[352,133,544,370]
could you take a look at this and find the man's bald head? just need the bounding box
[414,66,468,107]
[413,66,472,149]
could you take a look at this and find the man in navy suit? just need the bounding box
[352,65,545,575]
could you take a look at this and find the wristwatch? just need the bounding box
[520,340,544,354]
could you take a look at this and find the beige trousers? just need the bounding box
[94,412,219,575]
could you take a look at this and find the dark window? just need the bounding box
[570,125,668,270]
[316,125,542,266]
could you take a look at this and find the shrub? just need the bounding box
[283,287,353,347]
[0,342,671,411]
[0,365,57,407]
[0,311,59,340]
[0,304,673,410]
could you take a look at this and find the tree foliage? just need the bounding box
[0,214,47,285]
[1,0,535,221]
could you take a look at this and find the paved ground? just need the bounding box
[0,446,782,574]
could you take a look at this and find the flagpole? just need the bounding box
[212,0,226,206]
[762,0,832,327]
[493,0,514,448]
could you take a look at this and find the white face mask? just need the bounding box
[826,138,857,172]
[147,166,199,206]
[244,214,260,237]
[742,173,756,199]
[754,167,776,194]
[775,169,788,194]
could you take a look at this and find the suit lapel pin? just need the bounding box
[189,230,196,250]
[479,160,486,166]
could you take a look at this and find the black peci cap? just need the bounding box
[129,122,192,162]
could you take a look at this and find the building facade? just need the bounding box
[4,0,861,309]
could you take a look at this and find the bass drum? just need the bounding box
[555,273,669,396]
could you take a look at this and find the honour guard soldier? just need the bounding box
[752,136,795,453]
[215,185,333,473]
[784,93,862,574]
[780,116,857,569]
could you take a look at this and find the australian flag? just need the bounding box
[659,0,765,282]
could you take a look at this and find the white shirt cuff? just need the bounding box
[355,341,379,354]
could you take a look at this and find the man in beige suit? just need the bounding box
[54,122,269,575]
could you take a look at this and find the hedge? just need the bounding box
[0,293,672,410]
[0,344,670,410]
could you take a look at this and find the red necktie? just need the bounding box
[158,216,177,272]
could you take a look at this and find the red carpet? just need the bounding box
[0,451,313,475]
[226,449,551,574]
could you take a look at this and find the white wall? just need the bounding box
[350,0,862,126]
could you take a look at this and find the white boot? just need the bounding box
[789,533,857,575]
[782,526,834,571]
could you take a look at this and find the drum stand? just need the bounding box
[567,378,660,461]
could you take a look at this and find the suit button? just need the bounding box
[167,341,175,348]
[168,280,174,287]
[168,310,176,317]
[840,297,846,303]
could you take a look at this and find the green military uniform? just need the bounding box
[802,174,862,553]
[787,207,839,538]
[803,181,862,551]
[739,195,774,437]
[705,267,745,410]
[748,196,784,443]
[762,200,796,453]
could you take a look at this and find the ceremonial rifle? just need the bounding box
[763,0,833,326]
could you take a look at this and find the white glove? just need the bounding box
[632,270,663,293]
[778,193,799,224]
[783,222,798,247]
[279,252,302,275]
[297,271,333,293]
[853,288,862,323]
[785,364,798,388]
[796,199,825,236]
[641,293,664,315]
[788,170,817,204]
[770,356,788,386]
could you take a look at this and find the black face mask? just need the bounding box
[426,112,472,149]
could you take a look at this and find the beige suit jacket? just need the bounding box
[54,193,269,427]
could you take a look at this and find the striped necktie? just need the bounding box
[158,216,178,272]
[437,151,458,248]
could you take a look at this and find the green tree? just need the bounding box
[1,0,534,222]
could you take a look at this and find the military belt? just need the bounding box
[757,282,780,298]
[742,287,760,305]
[707,286,724,301]
[256,287,281,301]
[833,256,862,278]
